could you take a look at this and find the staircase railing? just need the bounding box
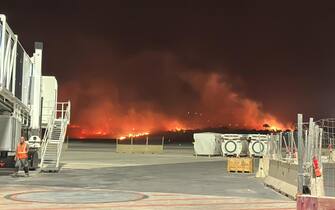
[40,101,71,170]
[55,101,71,168]
[40,105,56,168]
[56,121,67,168]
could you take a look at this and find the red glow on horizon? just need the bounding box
[68,124,109,139]
[63,73,292,139]
[68,119,291,139]
[68,121,190,139]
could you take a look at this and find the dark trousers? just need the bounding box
[15,159,29,174]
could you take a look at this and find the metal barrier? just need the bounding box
[261,114,335,200]
[316,119,335,197]
[116,136,164,154]
[263,133,300,198]
[262,115,326,198]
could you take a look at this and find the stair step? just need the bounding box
[40,117,69,173]
[41,166,57,169]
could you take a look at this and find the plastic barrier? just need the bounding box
[297,195,335,210]
[263,159,298,199]
[256,156,269,177]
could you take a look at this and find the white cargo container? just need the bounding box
[221,134,248,157]
[248,134,269,157]
[193,132,222,156]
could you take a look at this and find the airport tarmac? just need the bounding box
[0,141,296,210]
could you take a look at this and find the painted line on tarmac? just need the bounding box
[150,193,180,196]
[5,190,148,204]
[148,197,294,202]
[0,197,294,204]
[5,201,295,210]
[7,204,296,210]
[62,163,142,168]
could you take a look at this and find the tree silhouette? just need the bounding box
[263,124,270,129]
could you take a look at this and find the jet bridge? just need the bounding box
[0,15,42,130]
[0,14,70,171]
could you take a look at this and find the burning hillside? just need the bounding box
[58,52,292,139]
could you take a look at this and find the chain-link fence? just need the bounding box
[317,119,335,158]
[265,116,332,196]
[266,132,298,163]
[316,118,335,196]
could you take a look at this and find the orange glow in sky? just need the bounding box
[65,73,292,139]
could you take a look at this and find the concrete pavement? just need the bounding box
[0,141,296,209]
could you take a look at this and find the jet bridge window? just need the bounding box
[15,44,24,100]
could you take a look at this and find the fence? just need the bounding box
[266,132,298,163]
[263,115,335,198]
[316,118,335,197]
[317,119,335,157]
[264,132,300,198]
[116,136,164,154]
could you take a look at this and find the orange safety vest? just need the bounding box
[16,143,28,160]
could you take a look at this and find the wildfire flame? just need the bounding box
[118,132,150,140]
[63,71,291,139]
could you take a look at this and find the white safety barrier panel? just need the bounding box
[256,156,269,178]
[264,159,298,199]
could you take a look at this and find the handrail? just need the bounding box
[40,100,71,170]
[56,120,69,168]
[40,105,56,168]
[55,101,71,168]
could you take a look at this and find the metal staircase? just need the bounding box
[40,102,71,172]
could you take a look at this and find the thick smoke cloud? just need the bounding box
[49,1,335,129]
[60,51,288,138]
[3,1,335,138]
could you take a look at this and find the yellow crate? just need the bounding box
[227,157,253,173]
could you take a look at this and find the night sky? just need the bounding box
[2,1,335,137]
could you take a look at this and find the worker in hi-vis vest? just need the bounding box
[12,137,29,177]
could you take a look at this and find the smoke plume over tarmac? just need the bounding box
[62,52,287,138]
[3,1,335,138]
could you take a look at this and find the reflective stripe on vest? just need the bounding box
[17,143,28,159]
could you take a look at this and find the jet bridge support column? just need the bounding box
[30,42,43,136]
